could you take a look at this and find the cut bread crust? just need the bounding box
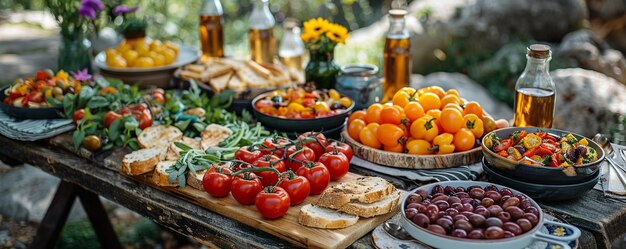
[314,177,396,209]
[298,204,359,229]
[120,147,165,175]
[338,190,402,218]
[201,124,232,149]
[152,161,178,187]
[187,169,206,190]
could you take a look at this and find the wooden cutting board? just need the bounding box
[124,171,399,249]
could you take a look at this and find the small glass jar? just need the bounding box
[336,64,382,110]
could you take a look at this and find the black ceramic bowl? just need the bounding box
[483,158,599,201]
[481,127,604,185]
[0,86,63,119]
[251,91,354,133]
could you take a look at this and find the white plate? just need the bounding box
[94,44,199,73]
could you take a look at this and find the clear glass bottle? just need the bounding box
[199,0,224,60]
[278,19,304,71]
[248,0,275,64]
[382,9,411,102]
[513,44,556,128]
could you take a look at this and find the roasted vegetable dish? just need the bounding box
[484,130,598,167]
[254,87,352,119]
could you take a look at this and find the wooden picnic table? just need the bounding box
[0,133,624,249]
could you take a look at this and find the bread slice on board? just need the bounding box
[138,125,183,149]
[298,204,359,229]
[338,190,402,218]
[201,124,232,149]
[187,169,206,190]
[314,177,396,209]
[152,161,178,187]
[209,71,233,92]
[227,75,247,91]
[120,147,166,176]
[236,65,271,88]
[165,136,202,161]
[200,63,233,82]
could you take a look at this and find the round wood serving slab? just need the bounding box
[342,129,482,169]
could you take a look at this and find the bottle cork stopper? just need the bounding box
[527,44,551,59]
[389,9,407,19]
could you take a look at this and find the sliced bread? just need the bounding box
[338,190,401,218]
[138,125,183,149]
[201,124,232,149]
[315,177,396,209]
[298,204,359,229]
[236,64,271,88]
[200,63,233,82]
[209,71,233,92]
[120,147,165,175]
[152,161,178,187]
[187,169,207,190]
[227,75,247,91]
[165,136,202,161]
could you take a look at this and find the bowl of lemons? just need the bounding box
[94,38,199,88]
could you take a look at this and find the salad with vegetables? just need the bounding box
[3,69,86,108]
[484,130,598,167]
[254,85,353,119]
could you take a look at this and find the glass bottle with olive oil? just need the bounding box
[513,44,556,128]
[199,0,224,60]
[382,9,411,102]
[248,0,275,65]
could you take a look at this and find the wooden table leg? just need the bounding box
[77,187,123,249]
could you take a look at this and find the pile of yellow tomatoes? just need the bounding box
[347,86,498,155]
[105,38,179,68]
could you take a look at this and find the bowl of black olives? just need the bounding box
[401,181,581,249]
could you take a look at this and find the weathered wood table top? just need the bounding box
[0,134,624,248]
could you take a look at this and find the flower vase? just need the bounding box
[58,33,92,73]
[304,49,340,89]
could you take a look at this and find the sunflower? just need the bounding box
[303,17,330,36]
[325,23,349,44]
[301,31,320,43]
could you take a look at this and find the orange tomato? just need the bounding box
[360,123,382,149]
[403,102,425,122]
[419,92,441,112]
[380,106,403,124]
[348,110,366,124]
[391,91,412,108]
[410,116,439,142]
[365,104,383,124]
[463,114,484,138]
[398,87,417,96]
[384,143,404,153]
[440,94,461,107]
[426,109,443,131]
[406,139,434,155]
[446,89,460,97]
[440,108,464,133]
[463,101,483,118]
[377,124,405,147]
[348,119,366,142]
[454,128,475,152]
[426,86,446,98]
[442,103,463,112]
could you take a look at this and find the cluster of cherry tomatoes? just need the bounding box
[347,86,499,154]
[201,132,353,219]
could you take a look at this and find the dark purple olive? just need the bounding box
[461,211,475,218]
[444,185,456,194]
[412,213,430,228]
[441,215,454,222]
[432,193,446,199]
[405,208,419,220]
[462,203,474,212]
[415,189,429,199]
[500,188,513,197]
[485,226,505,239]
[485,217,503,228]
[426,205,440,223]
[448,196,462,205]
[484,184,498,192]
[434,200,450,211]
[503,222,522,235]
[514,194,528,201]
[566,147,581,162]
[470,199,482,208]
[502,197,520,209]
[421,200,431,206]
[454,219,473,232]
[467,228,485,239]
[451,229,468,238]
[516,218,533,232]
[468,185,482,191]
[525,207,539,217]
[455,187,466,193]
[469,214,486,227]
[577,145,588,157]
[469,188,486,199]
[505,206,525,220]
[474,206,491,218]
[427,224,447,235]
[445,208,460,217]
[497,212,511,223]
[436,217,454,231]
[488,205,504,216]
[451,203,464,210]
[432,195,449,204]
[504,231,516,238]
[513,145,526,154]
[482,197,495,207]
[407,193,423,204]
[461,198,472,205]
[519,199,532,210]
[432,185,445,194]
[406,203,427,213]
[500,195,511,205]
[455,192,470,199]
[485,191,502,203]
[453,214,469,222]
[523,213,539,225]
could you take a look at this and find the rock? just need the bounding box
[551,68,626,137]
[556,29,626,85]
[410,72,514,119]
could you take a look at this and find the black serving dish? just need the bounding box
[482,157,599,201]
[481,127,603,185]
[0,86,63,119]
[251,91,354,134]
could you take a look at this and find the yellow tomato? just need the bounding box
[133,57,155,68]
[406,139,433,155]
[162,49,177,64]
[433,133,455,154]
[360,123,382,149]
[149,40,163,51]
[287,102,305,112]
[149,52,166,66]
[453,128,475,152]
[329,89,341,100]
[116,42,132,53]
[122,50,139,65]
[105,48,118,58]
[107,55,127,68]
[410,116,439,142]
[165,41,179,53]
[135,42,151,57]
[418,92,441,112]
[313,102,330,113]
[339,97,352,107]
[463,114,484,138]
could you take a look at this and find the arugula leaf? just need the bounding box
[108,119,121,140]
[87,96,110,109]
[174,142,194,151]
[72,130,85,150]
[77,86,94,108]
[62,94,76,118]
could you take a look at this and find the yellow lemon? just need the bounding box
[133,57,154,68]
[149,40,163,51]
[107,55,127,68]
[162,49,177,64]
[105,48,118,58]
[134,42,150,57]
[122,50,139,65]
[116,42,132,53]
[164,41,179,53]
[149,51,166,66]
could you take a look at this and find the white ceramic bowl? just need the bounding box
[401,181,581,249]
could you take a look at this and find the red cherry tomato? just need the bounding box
[286,145,316,172]
[296,161,330,195]
[298,132,328,160]
[252,155,287,187]
[325,141,353,161]
[234,146,263,164]
[260,137,290,158]
[231,172,263,205]
[103,111,122,128]
[202,167,233,198]
[255,186,291,219]
[152,92,165,103]
[279,172,311,206]
[318,151,350,181]
[72,109,85,125]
